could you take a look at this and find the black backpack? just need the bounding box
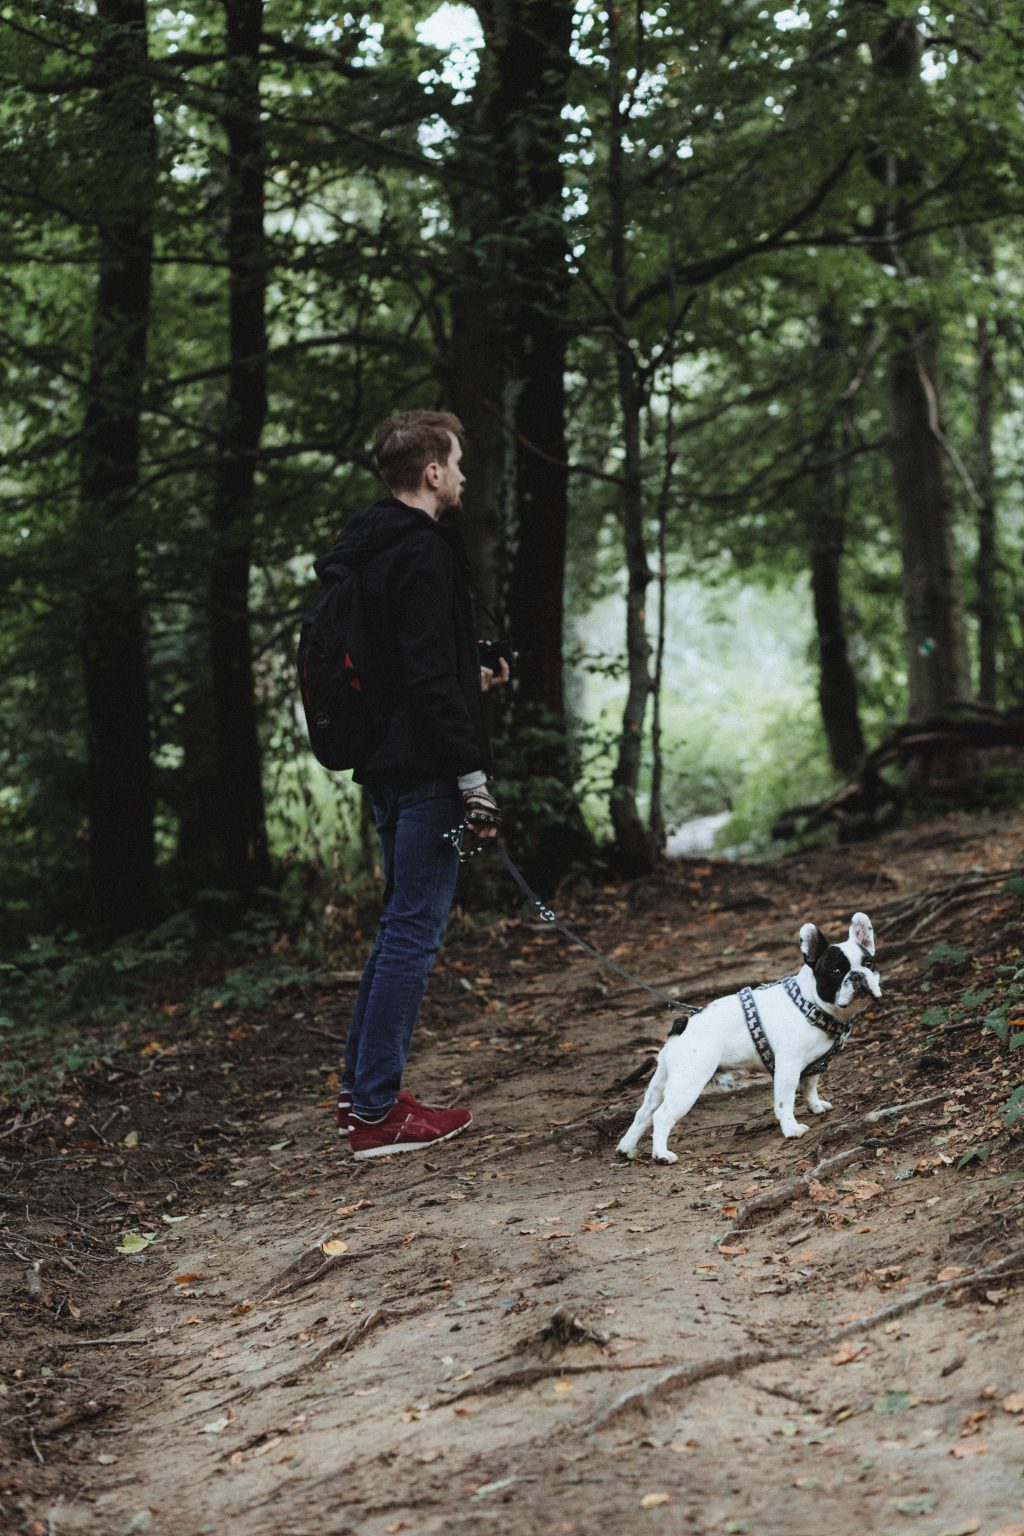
[296,560,384,771]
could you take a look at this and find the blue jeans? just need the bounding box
[342,777,463,1118]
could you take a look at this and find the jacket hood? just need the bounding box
[313,496,437,577]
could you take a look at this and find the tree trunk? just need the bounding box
[809,308,865,778]
[78,0,157,937]
[974,309,998,706]
[809,484,865,777]
[451,0,595,885]
[206,0,271,899]
[871,16,972,723]
[607,5,657,876]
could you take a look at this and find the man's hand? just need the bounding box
[480,657,510,693]
[462,783,501,842]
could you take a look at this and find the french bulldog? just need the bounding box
[616,912,881,1164]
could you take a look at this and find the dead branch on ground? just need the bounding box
[583,1247,1024,1432]
[721,1145,870,1242]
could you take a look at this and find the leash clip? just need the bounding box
[442,821,489,865]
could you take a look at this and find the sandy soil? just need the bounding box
[2,810,1023,1536]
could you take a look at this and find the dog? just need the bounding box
[616,912,881,1164]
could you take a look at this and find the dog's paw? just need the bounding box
[781,1121,809,1138]
[807,1096,833,1114]
[615,1141,637,1160]
[652,1149,678,1165]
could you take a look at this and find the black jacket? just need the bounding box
[314,496,491,787]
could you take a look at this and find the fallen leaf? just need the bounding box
[541,1232,572,1240]
[122,1130,140,1148]
[1003,1394,1024,1414]
[172,1273,204,1285]
[580,1221,612,1232]
[848,1180,883,1201]
[807,1179,837,1203]
[830,1342,867,1366]
[897,1495,936,1516]
[639,1493,670,1509]
[201,1417,230,1434]
[718,1244,749,1257]
[950,1442,988,1458]
[251,1437,283,1458]
[320,1239,348,1258]
[335,1200,372,1218]
[115,1231,157,1256]
[938,1266,966,1282]
[553,1379,573,1393]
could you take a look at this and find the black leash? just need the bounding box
[442,823,700,1017]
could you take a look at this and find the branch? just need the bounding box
[584,1247,1024,1431]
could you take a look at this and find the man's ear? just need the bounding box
[799,923,829,966]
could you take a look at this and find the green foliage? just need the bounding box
[923,943,973,974]
[2,0,1024,931]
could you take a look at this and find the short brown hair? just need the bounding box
[373,410,465,494]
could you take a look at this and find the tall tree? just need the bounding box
[448,0,595,883]
[870,14,972,722]
[206,0,272,897]
[78,0,157,935]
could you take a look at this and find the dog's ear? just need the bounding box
[849,912,875,956]
[799,923,829,965]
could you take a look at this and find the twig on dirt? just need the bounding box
[435,1356,678,1406]
[818,1095,947,1145]
[58,1333,151,1348]
[721,1145,870,1242]
[257,1233,338,1299]
[277,1306,391,1384]
[269,1253,348,1299]
[583,1246,1024,1432]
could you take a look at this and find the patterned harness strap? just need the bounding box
[739,978,852,1080]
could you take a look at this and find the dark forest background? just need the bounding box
[2,0,1024,961]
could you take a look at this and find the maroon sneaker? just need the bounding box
[337,1088,439,1136]
[348,1096,473,1161]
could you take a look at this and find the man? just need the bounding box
[316,410,506,1160]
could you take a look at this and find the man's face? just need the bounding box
[436,433,465,511]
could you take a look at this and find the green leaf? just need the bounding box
[920,1007,949,1027]
[1010,1033,1024,1051]
[1000,877,1024,898]
[924,943,971,972]
[874,1389,914,1414]
[956,1145,991,1170]
[983,1007,1009,1042]
[1004,1086,1024,1128]
[116,1231,157,1255]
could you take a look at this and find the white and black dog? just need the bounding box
[616,913,881,1164]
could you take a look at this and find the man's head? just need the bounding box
[373,410,466,515]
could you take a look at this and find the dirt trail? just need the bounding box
[3,811,1024,1536]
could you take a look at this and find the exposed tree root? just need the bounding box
[275,1306,392,1385]
[721,1145,870,1243]
[435,1356,677,1406]
[772,710,1024,841]
[583,1247,1024,1432]
[818,1095,947,1145]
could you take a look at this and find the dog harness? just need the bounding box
[739,977,852,1080]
